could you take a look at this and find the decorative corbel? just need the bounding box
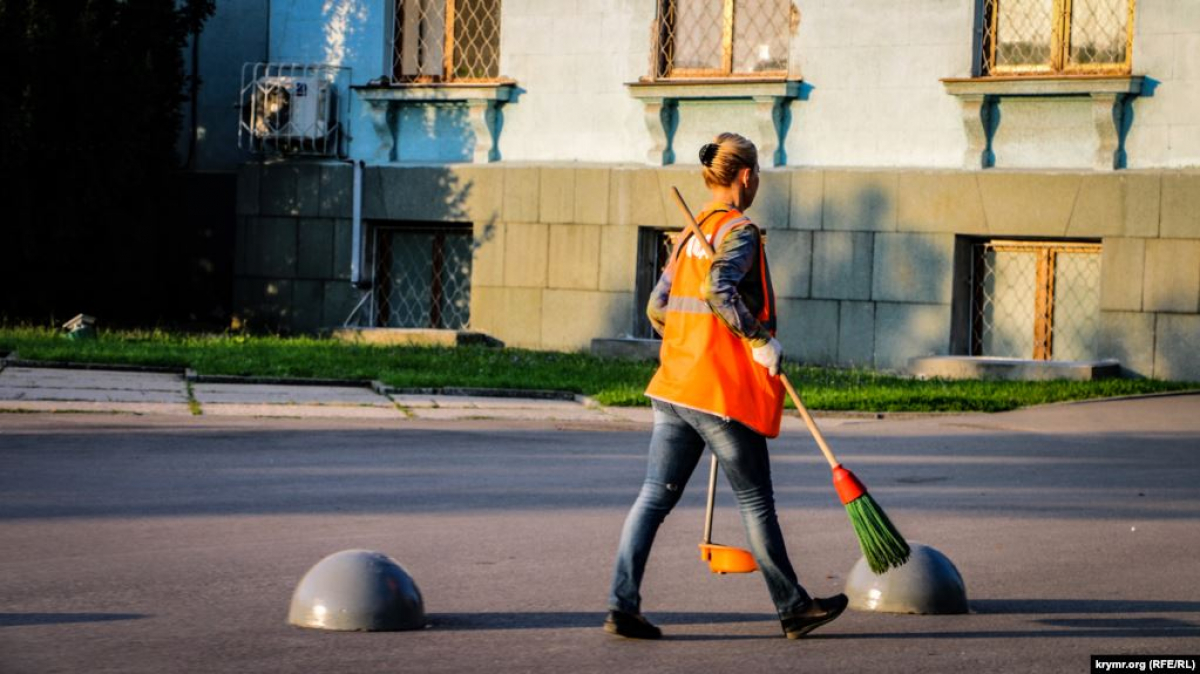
[956,93,994,169]
[1091,92,1127,171]
[362,99,397,163]
[466,99,502,164]
[753,95,788,167]
[639,97,678,166]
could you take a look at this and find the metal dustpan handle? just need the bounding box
[701,454,718,559]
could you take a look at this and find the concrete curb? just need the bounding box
[382,385,582,402]
[3,358,183,375]
[184,370,375,389]
[1021,387,1200,409]
[9,356,1194,418]
[6,357,595,408]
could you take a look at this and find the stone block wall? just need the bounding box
[233,161,360,333]
[236,161,1200,380]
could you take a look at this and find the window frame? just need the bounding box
[653,0,793,81]
[392,0,505,85]
[968,239,1102,361]
[371,222,474,330]
[981,0,1136,77]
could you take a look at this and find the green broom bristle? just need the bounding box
[844,494,911,575]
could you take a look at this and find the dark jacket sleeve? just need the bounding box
[702,225,772,347]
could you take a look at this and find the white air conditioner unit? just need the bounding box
[239,63,349,157]
[248,75,334,141]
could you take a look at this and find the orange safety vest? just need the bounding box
[645,207,784,438]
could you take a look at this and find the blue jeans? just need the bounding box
[608,400,812,617]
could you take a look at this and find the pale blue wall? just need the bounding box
[245,0,1200,169]
[181,0,270,172]
[269,0,390,162]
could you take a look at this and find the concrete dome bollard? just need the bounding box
[287,549,427,631]
[845,542,968,614]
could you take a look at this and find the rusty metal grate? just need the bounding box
[971,240,1101,361]
[652,0,795,80]
[634,228,681,338]
[393,0,502,83]
[981,0,1134,75]
[371,225,473,329]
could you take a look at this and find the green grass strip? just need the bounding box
[1,325,1195,413]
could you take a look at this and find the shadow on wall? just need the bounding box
[234,117,500,334]
[768,179,953,373]
[362,84,520,164]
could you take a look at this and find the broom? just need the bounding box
[670,186,910,574]
[779,376,911,574]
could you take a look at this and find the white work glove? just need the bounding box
[751,337,783,376]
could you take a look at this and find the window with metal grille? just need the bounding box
[372,224,473,329]
[393,0,502,83]
[970,240,1102,361]
[652,0,796,80]
[634,228,681,338]
[980,0,1135,76]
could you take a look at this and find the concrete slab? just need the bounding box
[390,394,585,411]
[0,386,187,403]
[910,356,1123,381]
[0,367,187,403]
[812,231,873,301]
[405,406,609,422]
[330,328,499,347]
[0,366,184,391]
[199,403,404,419]
[0,401,192,415]
[191,383,388,406]
[573,168,611,226]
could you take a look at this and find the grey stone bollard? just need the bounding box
[287,549,427,631]
[845,542,968,614]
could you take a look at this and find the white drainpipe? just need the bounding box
[350,159,365,287]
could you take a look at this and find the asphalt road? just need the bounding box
[2,396,1199,674]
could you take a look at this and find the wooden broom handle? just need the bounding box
[670,187,841,470]
[702,454,718,545]
[779,374,841,470]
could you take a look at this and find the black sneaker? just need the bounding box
[780,594,849,639]
[604,610,663,640]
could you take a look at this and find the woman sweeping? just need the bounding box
[605,133,848,640]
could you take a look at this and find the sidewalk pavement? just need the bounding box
[0,363,662,424]
[0,362,880,430]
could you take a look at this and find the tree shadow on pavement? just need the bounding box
[0,612,148,627]
[972,599,1200,615]
[428,611,770,631]
[814,620,1199,640]
[809,599,1200,640]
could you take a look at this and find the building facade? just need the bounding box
[230,0,1200,379]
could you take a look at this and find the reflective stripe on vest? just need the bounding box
[645,208,784,438]
[665,296,712,315]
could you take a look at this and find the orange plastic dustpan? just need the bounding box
[699,454,758,574]
[699,542,758,574]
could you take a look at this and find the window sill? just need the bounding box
[353,81,517,103]
[353,82,518,163]
[941,75,1145,170]
[628,78,800,100]
[625,79,804,166]
[941,75,1143,97]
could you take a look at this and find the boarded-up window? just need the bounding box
[394,0,502,83]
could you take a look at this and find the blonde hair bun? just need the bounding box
[701,133,758,188]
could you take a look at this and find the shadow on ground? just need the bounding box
[0,612,148,627]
